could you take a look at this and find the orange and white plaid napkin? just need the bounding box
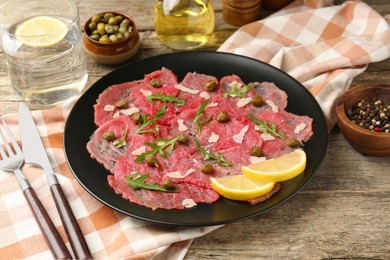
[219,0,390,129]
[1,1,390,259]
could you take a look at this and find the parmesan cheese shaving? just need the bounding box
[182,198,197,208]
[167,168,196,179]
[177,119,188,132]
[120,105,140,116]
[228,80,242,88]
[294,123,307,134]
[265,100,278,112]
[250,156,267,164]
[131,146,146,156]
[208,132,219,143]
[103,104,115,111]
[261,133,275,141]
[199,91,210,99]
[207,101,219,107]
[113,111,120,118]
[233,125,249,144]
[237,97,252,108]
[140,88,153,97]
[174,84,199,94]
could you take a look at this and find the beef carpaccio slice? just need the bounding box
[87,68,314,210]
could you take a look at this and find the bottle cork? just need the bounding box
[222,0,262,26]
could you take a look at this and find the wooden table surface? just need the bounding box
[1,1,389,259]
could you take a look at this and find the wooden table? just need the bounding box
[1,1,389,259]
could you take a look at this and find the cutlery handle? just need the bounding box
[50,183,92,259]
[23,187,72,259]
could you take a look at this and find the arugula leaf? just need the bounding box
[126,172,179,192]
[248,114,286,139]
[113,126,128,147]
[146,92,185,106]
[194,139,233,167]
[194,99,211,134]
[136,104,166,134]
[135,136,179,163]
[223,82,253,98]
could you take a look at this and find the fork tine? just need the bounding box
[0,120,8,159]
[0,118,19,157]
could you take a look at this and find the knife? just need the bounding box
[18,103,92,260]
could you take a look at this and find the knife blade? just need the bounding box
[18,103,92,260]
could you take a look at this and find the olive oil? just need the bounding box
[154,0,215,50]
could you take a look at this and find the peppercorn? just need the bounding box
[347,99,390,133]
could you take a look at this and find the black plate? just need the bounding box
[64,52,328,226]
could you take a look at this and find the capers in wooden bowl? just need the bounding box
[83,11,141,65]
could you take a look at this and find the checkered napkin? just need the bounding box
[218,0,390,129]
[1,1,390,259]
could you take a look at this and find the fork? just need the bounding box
[0,118,72,259]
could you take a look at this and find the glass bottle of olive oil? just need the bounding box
[154,0,215,50]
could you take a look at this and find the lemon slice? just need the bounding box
[242,149,306,182]
[15,16,68,47]
[210,175,275,201]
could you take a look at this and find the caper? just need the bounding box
[132,112,143,125]
[201,163,213,174]
[115,32,125,41]
[91,29,99,35]
[251,146,264,157]
[104,13,114,21]
[216,111,229,123]
[204,80,217,92]
[109,34,118,42]
[121,18,131,27]
[97,23,106,35]
[105,24,117,35]
[91,15,101,24]
[88,22,97,31]
[102,131,115,141]
[145,154,159,167]
[99,35,110,43]
[286,138,301,147]
[150,78,161,88]
[115,99,128,109]
[118,25,128,34]
[162,179,175,190]
[90,34,100,41]
[177,133,188,144]
[251,95,264,107]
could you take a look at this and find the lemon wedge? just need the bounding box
[210,175,275,201]
[242,149,306,182]
[15,16,68,47]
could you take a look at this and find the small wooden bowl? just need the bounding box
[83,11,140,65]
[335,83,390,156]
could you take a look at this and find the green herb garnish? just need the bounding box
[136,104,166,134]
[126,172,179,192]
[248,114,286,139]
[223,82,253,98]
[113,126,128,147]
[195,139,233,167]
[135,136,178,163]
[146,92,186,106]
[194,99,211,134]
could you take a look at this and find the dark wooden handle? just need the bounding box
[50,183,92,259]
[23,187,72,259]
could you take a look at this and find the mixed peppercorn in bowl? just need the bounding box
[335,83,390,156]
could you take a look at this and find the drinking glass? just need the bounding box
[0,0,88,108]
